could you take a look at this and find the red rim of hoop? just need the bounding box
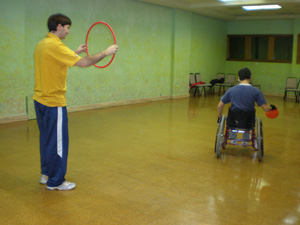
[85,21,116,68]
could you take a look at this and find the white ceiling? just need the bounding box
[136,0,300,20]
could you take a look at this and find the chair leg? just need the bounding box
[283,90,287,100]
[218,86,221,96]
[203,87,206,97]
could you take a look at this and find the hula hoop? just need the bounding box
[85,21,116,68]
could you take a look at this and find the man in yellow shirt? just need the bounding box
[33,13,118,191]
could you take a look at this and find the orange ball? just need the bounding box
[266,109,279,119]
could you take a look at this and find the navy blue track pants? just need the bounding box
[34,101,69,187]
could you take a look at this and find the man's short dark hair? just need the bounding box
[47,13,72,32]
[238,67,252,81]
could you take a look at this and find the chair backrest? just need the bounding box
[225,73,236,84]
[216,73,225,80]
[195,73,202,82]
[189,73,196,85]
[286,77,298,89]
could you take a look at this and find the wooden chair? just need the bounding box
[194,73,212,97]
[283,77,299,103]
[189,73,197,96]
[218,73,236,95]
[213,73,225,94]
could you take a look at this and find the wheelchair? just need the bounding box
[214,108,264,161]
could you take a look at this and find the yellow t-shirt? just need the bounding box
[33,33,81,107]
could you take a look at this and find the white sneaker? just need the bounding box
[40,175,48,184]
[47,181,76,191]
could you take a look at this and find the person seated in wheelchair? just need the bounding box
[217,67,276,141]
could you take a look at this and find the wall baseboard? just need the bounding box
[0,115,28,124]
[264,93,284,97]
[2,96,185,124]
[67,96,178,113]
[1,93,296,124]
[264,93,297,99]
[172,94,190,99]
[1,94,296,124]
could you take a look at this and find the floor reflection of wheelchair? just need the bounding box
[215,109,263,161]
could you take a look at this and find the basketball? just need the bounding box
[266,109,279,119]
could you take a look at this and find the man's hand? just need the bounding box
[217,101,224,120]
[75,44,87,55]
[104,44,118,56]
[75,44,118,68]
[270,104,277,110]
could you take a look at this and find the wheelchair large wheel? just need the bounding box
[256,117,263,161]
[215,115,226,158]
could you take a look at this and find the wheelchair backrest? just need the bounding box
[226,108,256,129]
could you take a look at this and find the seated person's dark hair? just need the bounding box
[238,67,252,81]
[47,13,72,32]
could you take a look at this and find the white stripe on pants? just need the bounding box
[57,107,63,158]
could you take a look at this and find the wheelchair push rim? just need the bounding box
[256,117,263,162]
[215,115,226,158]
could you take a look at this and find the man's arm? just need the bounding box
[75,44,118,68]
[261,104,277,112]
[217,101,225,118]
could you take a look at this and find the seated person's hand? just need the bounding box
[270,104,277,110]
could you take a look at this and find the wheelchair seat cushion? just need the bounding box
[227,108,255,129]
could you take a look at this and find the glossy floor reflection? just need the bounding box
[0,95,300,225]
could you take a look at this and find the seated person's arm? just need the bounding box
[261,104,273,112]
[217,101,225,118]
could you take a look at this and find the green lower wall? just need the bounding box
[292,19,300,77]
[173,11,228,95]
[172,9,192,96]
[225,61,291,94]
[0,0,228,120]
[0,0,26,118]
[190,14,227,82]
[0,0,299,121]
[226,19,300,95]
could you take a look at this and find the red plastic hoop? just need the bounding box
[85,21,116,68]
